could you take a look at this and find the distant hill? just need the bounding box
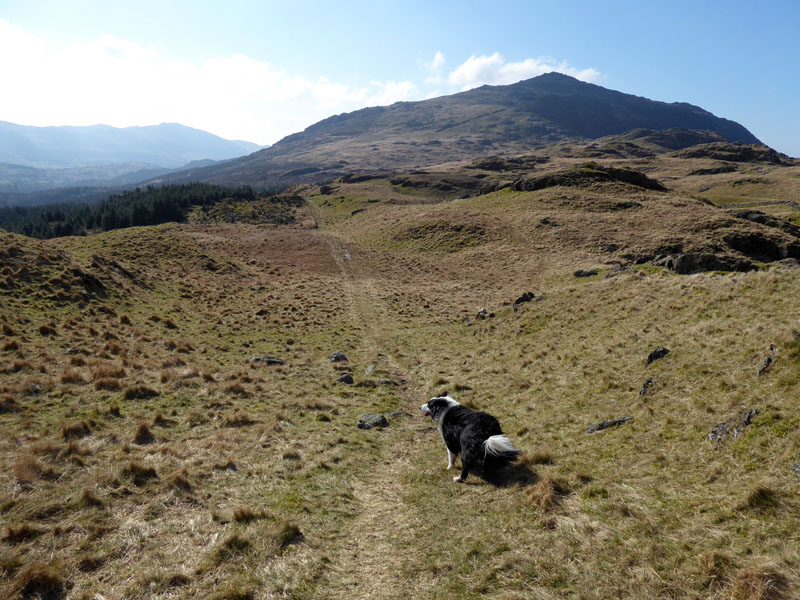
[0,159,226,196]
[0,121,261,169]
[152,73,762,188]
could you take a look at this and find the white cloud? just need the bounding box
[0,19,415,145]
[0,20,603,146]
[448,52,603,91]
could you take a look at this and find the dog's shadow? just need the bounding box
[476,462,538,488]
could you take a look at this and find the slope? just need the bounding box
[154,73,761,188]
[2,149,800,600]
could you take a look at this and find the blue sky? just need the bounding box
[1,0,798,155]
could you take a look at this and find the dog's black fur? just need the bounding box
[421,395,520,483]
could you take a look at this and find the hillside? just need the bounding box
[0,121,260,170]
[151,73,762,188]
[2,143,800,599]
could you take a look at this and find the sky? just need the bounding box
[1,0,798,155]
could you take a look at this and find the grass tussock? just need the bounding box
[7,562,68,600]
[123,385,159,400]
[61,421,91,440]
[232,507,273,523]
[739,481,781,512]
[59,368,85,385]
[4,523,46,544]
[526,474,570,512]
[731,563,788,600]
[121,461,159,486]
[132,423,155,445]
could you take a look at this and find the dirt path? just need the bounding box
[319,231,433,599]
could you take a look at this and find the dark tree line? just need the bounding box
[0,183,259,238]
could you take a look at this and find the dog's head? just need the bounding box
[420,395,459,423]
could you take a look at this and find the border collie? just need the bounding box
[420,395,520,483]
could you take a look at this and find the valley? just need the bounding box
[2,140,800,599]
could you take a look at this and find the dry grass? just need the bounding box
[3,162,800,599]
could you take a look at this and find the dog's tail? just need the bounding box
[483,435,521,459]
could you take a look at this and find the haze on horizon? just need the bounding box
[1,0,798,156]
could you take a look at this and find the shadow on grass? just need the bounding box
[478,461,538,488]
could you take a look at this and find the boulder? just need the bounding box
[357,413,389,430]
[336,373,354,385]
[709,408,759,444]
[638,377,654,399]
[574,269,598,277]
[586,416,632,434]
[646,346,670,366]
[514,291,536,305]
[653,252,754,274]
[250,356,285,365]
[330,351,348,363]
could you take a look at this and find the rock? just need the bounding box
[365,365,376,375]
[708,408,759,444]
[337,373,354,385]
[250,356,285,365]
[638,377,654,399]
[357,413,388,429]
[586,416,632,434]
[387,411,405,418]
[776,258,800,268]
[646,346,670,366]
[514,291,536,305]
[605,263,635,278]
[757,355,772,376]
[330,351,348,363]
[476,308,495,320]
[574,269,598,277]
[653,252,755,274]
[377,379,397,386]
[792,464,800,480]
[241,342,250,348]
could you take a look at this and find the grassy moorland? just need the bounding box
[2,143,799,599]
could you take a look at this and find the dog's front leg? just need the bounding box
[446,448,456,470]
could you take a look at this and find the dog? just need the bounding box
[420,395,520,483]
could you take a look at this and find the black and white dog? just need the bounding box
[420,395,520,483]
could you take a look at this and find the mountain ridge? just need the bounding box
[151,72,762,188]
[0,121,261,169]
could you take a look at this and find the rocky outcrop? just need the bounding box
[653,252,755,274]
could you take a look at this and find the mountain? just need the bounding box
[152,72,762,188]
[0,121,261,169]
